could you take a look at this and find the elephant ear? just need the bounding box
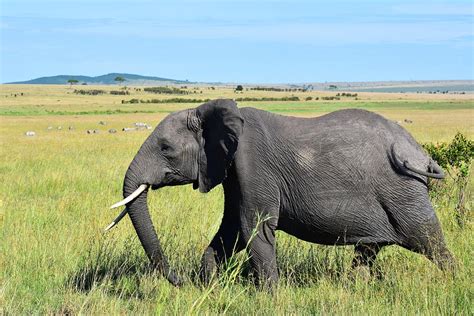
[195,99,244,193]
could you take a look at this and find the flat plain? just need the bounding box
[1,84,473,314]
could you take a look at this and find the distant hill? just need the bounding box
[6,73,191,85]
[6,75,473,93]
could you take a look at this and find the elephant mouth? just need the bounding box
[105,180,174,232]
[104,184,149,232]
[110,184,148,209]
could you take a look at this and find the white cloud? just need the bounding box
[2,1,472,46]
[50,19,472,46]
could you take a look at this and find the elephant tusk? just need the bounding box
[110,184,148,209]
[104,208,128,232]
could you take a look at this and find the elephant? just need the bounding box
[107,99,454,287]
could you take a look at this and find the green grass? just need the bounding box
[253,100,474,114]
[1,100,472,116]
[1,85,473,314]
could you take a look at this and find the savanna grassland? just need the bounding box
[1,84,473,314]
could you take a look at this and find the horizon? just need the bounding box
[1,0,473,83]
[4,72,474,85]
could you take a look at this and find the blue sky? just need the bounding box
[1,0,473,83]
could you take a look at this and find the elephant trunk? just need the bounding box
[123,165,181,286]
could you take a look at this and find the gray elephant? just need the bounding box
[108,99,454,287]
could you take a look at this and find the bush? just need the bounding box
[336,92,358,97]
[423,132,474,226]
[249,87,305,92]
[121,96,301,104]
[122,98,211,104]
[423,133,474,174]
[73,89,105,95]
[143,87,188,95]
[110,91,130,95]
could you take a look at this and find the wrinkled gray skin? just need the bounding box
[121,99,454,287]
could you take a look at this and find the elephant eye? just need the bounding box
[161,143,171,152]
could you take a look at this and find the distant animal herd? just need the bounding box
[23,118,414,137]
[24,121,152,137]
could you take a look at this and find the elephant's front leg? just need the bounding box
[199,215,244,285]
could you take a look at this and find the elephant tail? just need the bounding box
[390,143,445,179]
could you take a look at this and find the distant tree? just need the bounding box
[235,85,244,92]
[114,76,126,85]
[67,79,79,86]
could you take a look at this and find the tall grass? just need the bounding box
[1,87,473,314]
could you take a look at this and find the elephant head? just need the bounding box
[107,99,244,286]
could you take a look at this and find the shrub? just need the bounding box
[249,87,305,92]
[110,90,130,95]
[143,87,188,95]
[423,133,473,173]
[122,98,211,104]
[121,96,302,104]
[73,89,106,95]
[423,132,474,227]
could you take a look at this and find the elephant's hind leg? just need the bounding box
[401,212,455,271]
[351,243,383,279]
[352,243,381,268]
[389,194,456,272]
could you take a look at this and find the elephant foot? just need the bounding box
[167,271,183,287]
[432,249,457,274]
[198,247,218,287]
[198,268,217,287]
